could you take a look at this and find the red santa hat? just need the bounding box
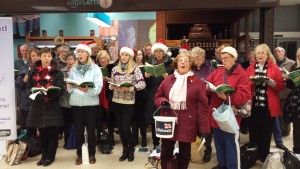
[120,47,135,58]
[87,41,98,48]
[179,44,190,53]
[74,41,92,56]
[151,39,168,55]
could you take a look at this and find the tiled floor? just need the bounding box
[0,128,294,169]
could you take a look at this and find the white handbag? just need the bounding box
[212,96,239,134]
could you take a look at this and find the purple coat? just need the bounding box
[154,74,210,142]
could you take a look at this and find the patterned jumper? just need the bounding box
[111,66,146,104]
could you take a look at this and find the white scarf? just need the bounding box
[169,70,194,110]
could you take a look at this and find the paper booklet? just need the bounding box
[139,62,167,77]
[202,79,235,95]
[100,67,109,77]
[282,67,300,86]
[108,81,133,88]
[31,86,61,94]
[65,78,95,88]
[250,76,270,83]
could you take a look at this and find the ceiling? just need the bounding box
[280,0,300,6]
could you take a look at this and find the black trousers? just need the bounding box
[151,123,160,147]
[61,107,73,145]
[112,102,134,149]
[293,118,300,153]
[96,106,105,138]
[72,105,98,157]
[39,126,59,161]
[248,106,275,162]
[161,139,191,169]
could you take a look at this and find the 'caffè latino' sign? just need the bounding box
[68,0,99,9]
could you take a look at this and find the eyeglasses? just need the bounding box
[154,50,164,54]
[220,57,232,61]
[178,59,190,63]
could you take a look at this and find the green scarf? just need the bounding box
[77,63,91,76]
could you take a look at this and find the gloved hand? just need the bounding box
[161,101,170,110]
[267,79,276,87]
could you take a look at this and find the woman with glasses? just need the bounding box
[154,52,210,169]
[16,48,40,137]
[144,40,174,149]
[206,46,252,169]
[246,44,285,163]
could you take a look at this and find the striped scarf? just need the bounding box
[254,62,268,107]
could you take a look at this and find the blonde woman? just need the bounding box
[95,50,116,146]
[109,47,146,162]
[246,43,285,162]
[67,42,103,165]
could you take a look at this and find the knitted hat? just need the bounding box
[221,46,238,59]
[87,41,98,48]
[74,41,92,56]
[151,39,168,55]
[179,44,190,53]
[120,47,135,58]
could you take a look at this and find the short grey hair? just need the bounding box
[190,47,206,59]
[58,45,70,52]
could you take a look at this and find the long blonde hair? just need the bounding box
[255,43,277,64]
[296,48,300,68]
[74,51,93,66]
[116,55,135,75]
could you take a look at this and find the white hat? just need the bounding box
[74,42,92,56]
[120,47,135,58]
[151,39,168,55]
[221,46,238,59]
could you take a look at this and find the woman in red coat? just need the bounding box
[206,46,252,169]
[154,52,210,169]
[246,43,285,162]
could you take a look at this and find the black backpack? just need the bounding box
[98,130,112,154]
[240,143,258,169]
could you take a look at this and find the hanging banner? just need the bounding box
[0,17,17,156]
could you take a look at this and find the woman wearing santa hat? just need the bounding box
[144,40,174,149]
[109,47,146,162]
[67,42,103,165]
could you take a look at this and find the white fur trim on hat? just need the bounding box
[221,46,238,59]
[120,47,134,58]
[151,43,168,55]
[179,48,188,53]
[74,44,92,56]
[88,42,98,48]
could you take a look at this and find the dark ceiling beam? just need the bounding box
[0,0,279,14]
[166,10,253,24]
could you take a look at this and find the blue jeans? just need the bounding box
[273,117,283,146]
